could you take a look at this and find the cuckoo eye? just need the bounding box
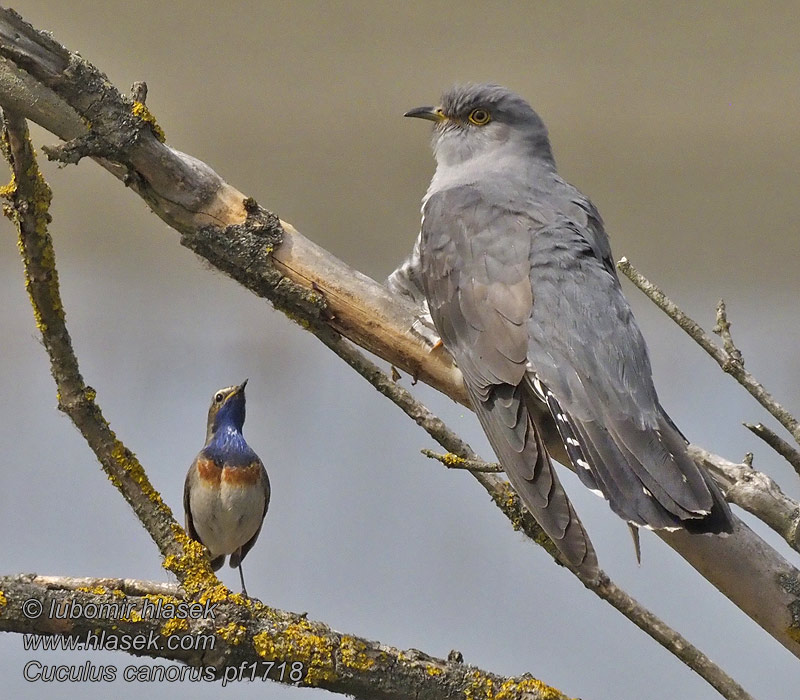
[468,108,491,126]
[214,392,225,404]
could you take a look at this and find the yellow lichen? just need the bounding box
[123,608,143,623]
[217,622,247,646]
[110,440,167,507]
[77,586,109,596]
[442,453,467,467]
[0,175,17,198]
[161,617,189,636]
[252,618,336,686]
[132,101,166,142]
[465,671,494,700]
[463,670,572,700]
[339,635,375,672]
[0,590,7,610]
[163,524,219,597]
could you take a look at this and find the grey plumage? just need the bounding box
[396,84,733,577]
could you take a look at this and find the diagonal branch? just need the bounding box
[744,423,800,478]
[617,257,800,449]
[313,335,754,700]
[0,2,798,676]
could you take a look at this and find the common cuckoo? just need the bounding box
[390,84,733,578]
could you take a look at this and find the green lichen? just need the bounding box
[132,101,166,142]
[252,618,336,686]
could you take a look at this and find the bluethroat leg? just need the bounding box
[238,563,248,597]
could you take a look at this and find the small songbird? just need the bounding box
[183,380,270,596]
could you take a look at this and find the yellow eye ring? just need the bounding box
[468,108,491,126]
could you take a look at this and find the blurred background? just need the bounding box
[2,2,799,698]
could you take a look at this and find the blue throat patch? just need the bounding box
[203,424,257,467]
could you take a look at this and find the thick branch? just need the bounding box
[0,575,567,700]
[1,4,798,671]
[690,446,800,553]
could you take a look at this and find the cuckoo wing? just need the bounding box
[420,186,598,576]
[526,218,732,533]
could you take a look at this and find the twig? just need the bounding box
[744,423,800,478]
[617,257,800,447]
[32,575,182,597]
[421,449,504,472]
[713,300,744,366]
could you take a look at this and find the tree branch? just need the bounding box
[744,423,800,478]
[0,3,798,683]
[421,449,505,472]
[0,575,571,700]
[689,446,800,553]
[617,257,800,448]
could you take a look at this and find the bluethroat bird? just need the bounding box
[183,380,270,596]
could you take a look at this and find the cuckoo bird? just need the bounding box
[390,84,733,578]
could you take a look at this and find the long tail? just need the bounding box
[469,382,599,579]
[530,376,732,534]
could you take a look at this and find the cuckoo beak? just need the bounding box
[403,106,446,122]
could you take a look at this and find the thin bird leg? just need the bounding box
[238,564,248,597]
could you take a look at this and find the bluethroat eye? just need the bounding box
[214,392,225,403]
[468,108,491,126]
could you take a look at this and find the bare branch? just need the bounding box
[1,3,799,675]
[745,423,800,478]
[305,335,756,700]
[690,446,800,552]
[617,257,800,447]
[713,299,744,366]
[0,575,569,700]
